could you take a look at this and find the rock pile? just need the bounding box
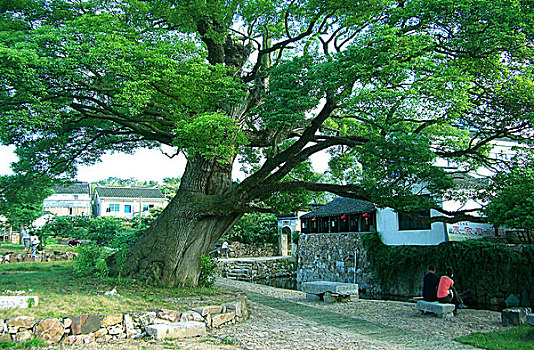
[0,251,77,264]
[0,297,248,345]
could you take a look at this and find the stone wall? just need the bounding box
[0,296,248,345]
[297,233,377,296]
[219,257,296,281]
[297,233,534,310]
[0,251,77,264]
[229,242,278,258]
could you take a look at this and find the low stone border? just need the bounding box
[0,251,77,264]
[0,296,248,345]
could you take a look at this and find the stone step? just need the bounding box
[145,321,206,340]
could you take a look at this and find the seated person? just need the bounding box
[422,264,439,302]
[437,267,465,315]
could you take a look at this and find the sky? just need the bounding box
[0,145,329,184]
[0,145,188,184]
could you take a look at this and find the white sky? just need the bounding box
[0,145,329,184]
[0,145,188,184]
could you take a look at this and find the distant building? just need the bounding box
[43,182,92,216]
[93,186,168,219]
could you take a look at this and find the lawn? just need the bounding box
[456,324,534,350]
[0,242,76,254]
[0,260,235,320]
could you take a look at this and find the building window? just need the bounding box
[143,204,149,212]
[398,210,431,230]
[107,204,120,212]
[124,205,132,213]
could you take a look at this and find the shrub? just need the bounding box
[73,243,111,277]
[198,254,218,287]
[225,213,278,245]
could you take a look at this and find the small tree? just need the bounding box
[225,213,278,245]
[0,175,54,228]
[484,157,534,236]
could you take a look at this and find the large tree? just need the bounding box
[1,0,533,285]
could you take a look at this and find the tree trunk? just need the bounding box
[112,157,242,286]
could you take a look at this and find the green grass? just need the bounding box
[0,260,236,319]
[0,242,76,254]
[0,337,45,349]
[456,325,534,350]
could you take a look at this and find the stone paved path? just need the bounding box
[55,278,504,350]
[212,278,503,350]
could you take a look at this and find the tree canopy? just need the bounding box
[2,0,534,285]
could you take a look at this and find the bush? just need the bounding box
[198,254,218,287]
[225,213,278,245]
[73,243,111,277]
[361,232,534,308]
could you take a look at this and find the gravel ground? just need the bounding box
[48,278,506,350]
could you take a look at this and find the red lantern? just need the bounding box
[311,217,317,222]
[362,213,371,218]
[340,215,347,220]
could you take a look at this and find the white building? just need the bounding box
[43,182,92,216]
[93,186,168,219]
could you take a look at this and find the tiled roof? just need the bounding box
[54,182,90,195]
[451,173,489,189]
[94,186,166,199]
[301,197,375,218]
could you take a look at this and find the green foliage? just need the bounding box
[0,337,45,349]
[198,254,218,288]
[173,112,248,163]
[95,177,157,187]
[361,232,534,304]
[483,156,534,230]
[0,174,54,227]
[456,325,534,350]
[225,213,278,245]
[73,243,111,277]
[41,216,145,247]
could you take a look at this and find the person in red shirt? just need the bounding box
[437,267,466,315]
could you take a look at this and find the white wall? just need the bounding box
[376,208,447,246]
[96,197,167,219]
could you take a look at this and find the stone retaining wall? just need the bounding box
[297,233,534,310]
[297,233,377,296]
[0,251,77,264]
[229,242,278,258]
[0,296,248,345]
[219,257,296,281]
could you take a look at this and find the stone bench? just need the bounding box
[301,281,358,303]
[527,313,534,327]
[416,300,455,318]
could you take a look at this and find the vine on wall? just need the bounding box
[361,232,534,309]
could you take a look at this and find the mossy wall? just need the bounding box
[297,232,534,310]
[362,232,534,310]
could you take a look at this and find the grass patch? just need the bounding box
[0,243,76,254]
[0,261,237,319]
[456,325,534,350]
[0,337,45,349]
